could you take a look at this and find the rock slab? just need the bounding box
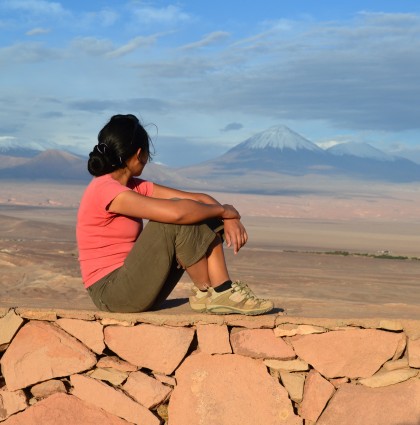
[0,321,97,391]
[196,324,232,354]
[123,371,172,409]
[290,329,402,378]
[30,380,67,399]
[300,370,335,422]
[169,353,302,425]
[408,338,420,368]
[0,387,27,421]
[0,310,24,351]
[317,380,420,425]
[96,355,137,372]
[56,318,105,354]
[230,329,295,359]
[279,371,306,403]
[71,374,159,425]
[1,393,132,425]
[359,368,418,387]
[87,367,128,386]
[104,324,194,374]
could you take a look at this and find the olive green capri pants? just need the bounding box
[87,219,223,313]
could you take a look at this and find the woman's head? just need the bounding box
[87,114,153,177]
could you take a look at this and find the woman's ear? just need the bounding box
[137,148,147,165]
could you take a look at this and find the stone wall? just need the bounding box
[1,307,420,424]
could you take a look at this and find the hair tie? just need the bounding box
[110,156,124,168]
[95,143,108,155]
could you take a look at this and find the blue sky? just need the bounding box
[1,0,420,166]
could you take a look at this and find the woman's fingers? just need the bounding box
[224,219,248,253]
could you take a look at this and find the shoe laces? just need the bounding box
[231,281,257,300]
[232,281,269,302]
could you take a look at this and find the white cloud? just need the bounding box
[2,0,69,17]
[26,27,50,36]
[221,123,244,132]
[131,4,191,25]
[0,42,60,64]
[78,7,120,29]
[315,140,342,149]
[259,18,295,32]
[181,31,230,50]
[134,55,219,79]
[357,11,420,26]
[106,34,160,58]
[68,97,171,114]
[71,37,114,56]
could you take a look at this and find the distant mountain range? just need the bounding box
[0,126,419,193]
[178,126,420,184]
[0,139,85,158]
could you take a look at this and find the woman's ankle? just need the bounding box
[212,280,233,293]
[193,283,210,291]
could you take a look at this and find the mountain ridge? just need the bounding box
[1,126,419,189]
[327,141,395,161]
[234,125,323,152]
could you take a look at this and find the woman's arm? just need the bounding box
[108,190,240,224]
[151,183,248,254]
[151,183,221,205]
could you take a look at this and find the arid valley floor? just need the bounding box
[0,180,419,319]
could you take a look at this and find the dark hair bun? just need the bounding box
[87,150,115,176]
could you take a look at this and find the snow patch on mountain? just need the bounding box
[388,147,420,165]
[0,138,48,153]
[239,125,323,152]
[0,138,87,157]
[327,142,395,161]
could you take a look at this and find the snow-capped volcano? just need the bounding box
[187,124,330,176]
[327,142,395,161]
[239,125,323,152]
[179,124,420,183]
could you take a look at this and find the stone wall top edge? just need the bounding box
[0,307,10,317]
[4,307,420,330]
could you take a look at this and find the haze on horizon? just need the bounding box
[1,0,420,167]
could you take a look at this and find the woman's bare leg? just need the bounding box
[206,236,230,287]
[186,234,273,315]
[185,236,230,289]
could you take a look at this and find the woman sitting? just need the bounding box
[76,114,273,315]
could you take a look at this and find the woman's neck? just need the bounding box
[110,168,131,186]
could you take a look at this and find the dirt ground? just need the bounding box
[0,181,419,319]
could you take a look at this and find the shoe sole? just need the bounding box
[189,298,208,313]
[189,306,207,313]
[206,305,273,316]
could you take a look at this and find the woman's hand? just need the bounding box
[223,218,248,254]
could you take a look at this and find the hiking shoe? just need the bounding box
[189,286,211,312]
[206,281,274,315]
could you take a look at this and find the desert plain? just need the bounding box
[0,179,419,319]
